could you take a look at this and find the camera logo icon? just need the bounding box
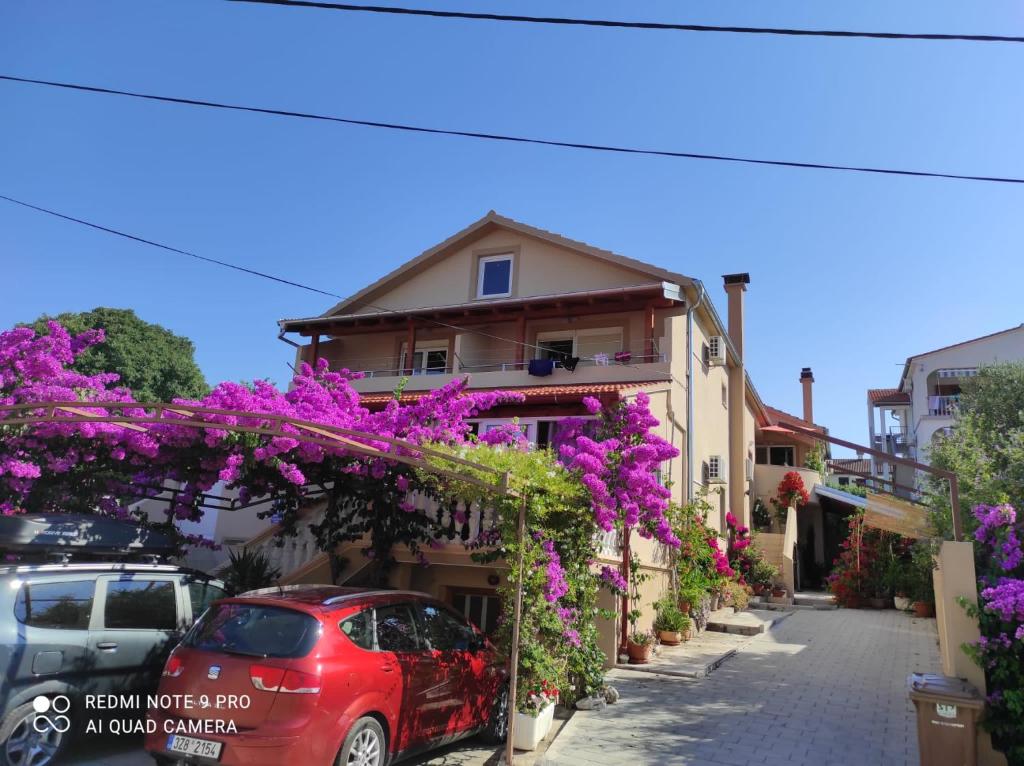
[32,695,71,734]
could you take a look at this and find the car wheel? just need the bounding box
[337,717,386,766]
[480,684,509,744]
[0,700,70,766]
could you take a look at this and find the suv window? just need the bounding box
[419,603,476,651]
[187,580,226,621]
[185,603,320,658]
[339,609,374,650]
[375,603,421,653]
[104,580,176,630]
[15,580,95,629]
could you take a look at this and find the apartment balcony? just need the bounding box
[347,352,671,394]
[872,426,911,456]
[926,394,960,417]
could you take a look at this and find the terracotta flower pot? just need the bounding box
[658,630,681,646]
[627,640,652,664]
[771,587,786,599]
[912,601,935,618]
[844,594,863,609]
[682,628,693,642]
[677,600,692,615]
[751,584,766,596]
[867,597,890,609]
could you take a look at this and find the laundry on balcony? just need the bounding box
[528,358,555,377]
[562,356,581,372]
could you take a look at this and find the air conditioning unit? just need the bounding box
[708,455,726,483]
[707,335,726,366]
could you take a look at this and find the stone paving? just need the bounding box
[542,609,940,766]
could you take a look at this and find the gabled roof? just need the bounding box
[898,324,1024,391]
[829,458,871,475]
[321,210,695,318]
[868,388,910,405]
[764,405,827,434]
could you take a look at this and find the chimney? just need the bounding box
[722,273,751,531]
[722,273,750,359]
[801,367,815,424]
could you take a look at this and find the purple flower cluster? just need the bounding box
[0,322,523,529]
[598,565,627,594]
[555,392,680,548]
[981,578,1024,625]
[973,504,1022,572]
[540,538,569,603]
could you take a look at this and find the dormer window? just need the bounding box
[477,254,513,298]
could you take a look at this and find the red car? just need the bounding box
[145,586,508,766]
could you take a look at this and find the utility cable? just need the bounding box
[225,0,1024,44]
[0,192,595,358]
[1,75,1021,185]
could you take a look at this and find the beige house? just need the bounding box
[242,211,776,662]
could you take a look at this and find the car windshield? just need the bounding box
[184,602,321,658]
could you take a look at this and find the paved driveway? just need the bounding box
[543,609,940,766]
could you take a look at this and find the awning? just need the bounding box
[813,485,931,539]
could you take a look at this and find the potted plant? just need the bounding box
[680,614,693,642]
[749,558,778,597]
[513,679,558,751]
[771,583,787,599]
[907,540,936,618]
[725,582,750,612]
[627,631,654,664]
[654,599,688,646]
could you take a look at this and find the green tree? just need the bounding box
[926,363,1024,539]
[28,307,208,402]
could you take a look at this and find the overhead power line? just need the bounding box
[2,75,1022,185]
[0,193,574,357]
[226,0,1024,44]
[0,194,344,299]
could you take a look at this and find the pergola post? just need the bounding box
[505,492,528,765]
[514,314,526,368]
[404,321,417,376]
[310,333,320,366]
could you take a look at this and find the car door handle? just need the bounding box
[97,642,118,651]
[380,663,396,672]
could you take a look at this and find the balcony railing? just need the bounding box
[927,394,960,416]
[341,352,668,379]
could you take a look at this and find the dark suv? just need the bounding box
[0,562,225,766]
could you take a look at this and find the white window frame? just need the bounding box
[535,327,623,360]
[476,254,514,299]
[399,341,449,375]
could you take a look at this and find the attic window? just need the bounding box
[477,254,513,298]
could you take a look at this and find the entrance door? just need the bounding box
[450,590,500,636]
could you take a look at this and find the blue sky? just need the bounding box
[2,0,1022,454]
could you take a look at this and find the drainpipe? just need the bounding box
[686,281,706,503]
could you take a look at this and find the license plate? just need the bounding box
[166,734,222,760]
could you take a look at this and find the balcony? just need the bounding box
[346,352,671,394]
[927,394,960,417]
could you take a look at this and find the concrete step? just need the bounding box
[749,597,837,612]
[705,607,793,635]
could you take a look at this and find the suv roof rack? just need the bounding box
[0,513,176,561]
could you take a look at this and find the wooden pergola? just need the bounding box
[0,400,533,761]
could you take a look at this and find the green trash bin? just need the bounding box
[907,673,985,766]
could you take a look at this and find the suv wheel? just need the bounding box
[337,717,385,766]
[0,700,69,766]
[481,684,509,744]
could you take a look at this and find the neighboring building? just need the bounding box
[240,211,779,661]
[827,457,870,489]
[134,482,275,574]
[867,324,1024,485]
